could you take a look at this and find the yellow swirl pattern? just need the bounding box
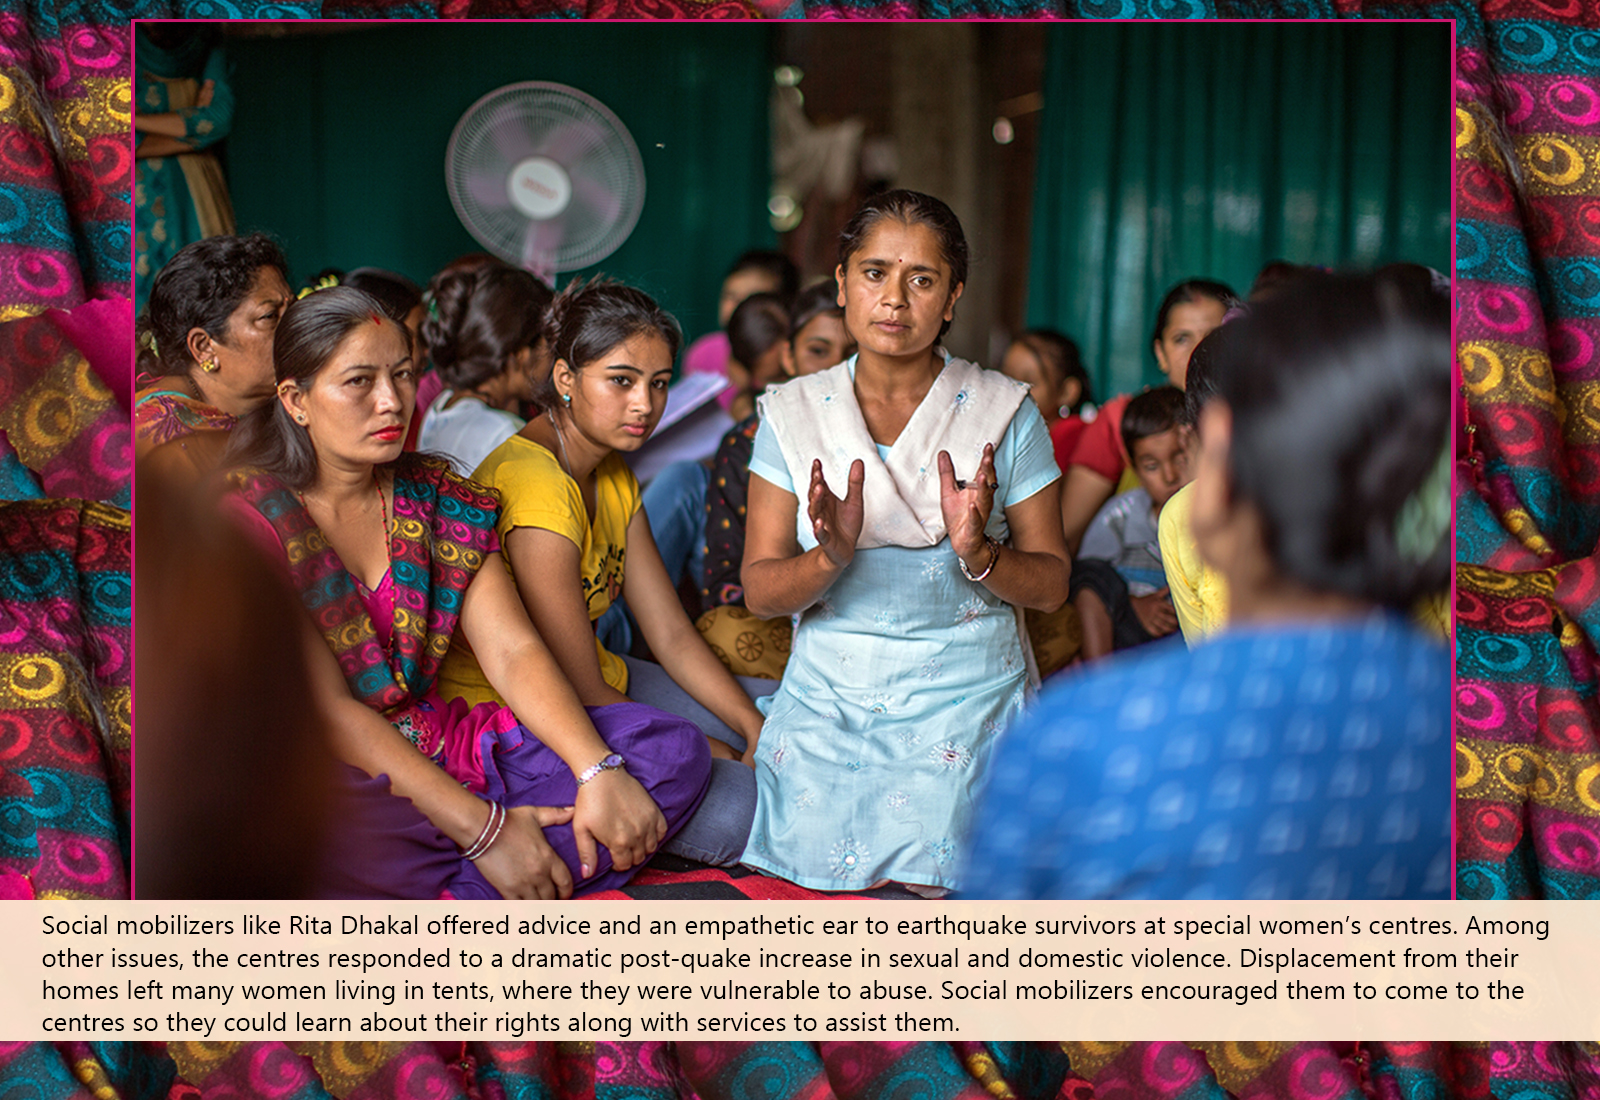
[1566,382,1600,446]
[101,76,133,125]
[1456,101,1508,170]
[1502,508,1555,557]
[334,622,368,652]
[312,1041,408,1093]
[1457,737,1600,815]
[71,1057,117,1100]
[106,687,131,751]
[1517,133,1600,196]
[1,654,68,705]
[1460,340,1560,412]
[1576,762,1600,814]
[1522,135,1587,189]
[1195,1042,1291,1094]
[1457,740,1486,791]
[1459,563,1559,598]
[169,1042,245,1082]
[959,1050,1015,1100]
[1456,104,1477,151]
[0,350,112,469]
[1059,1043,1128,1079]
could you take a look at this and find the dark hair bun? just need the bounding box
[1216,270,1449,608]
[422,266,551,390]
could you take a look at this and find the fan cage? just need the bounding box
[445,81,646,275]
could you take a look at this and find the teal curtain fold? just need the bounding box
[224,24,775,354]
[1026,22,1451,400]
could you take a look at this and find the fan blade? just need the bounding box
[567,171,626,226]
[529,118,612,166]
[482,111,543,166]
[521,219,565,283]
[463,167,517,213]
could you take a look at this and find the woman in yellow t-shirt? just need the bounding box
[435,279,772,865]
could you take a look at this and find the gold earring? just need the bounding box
[201,358,219,373]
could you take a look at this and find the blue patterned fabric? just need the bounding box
[963,613,1450,899]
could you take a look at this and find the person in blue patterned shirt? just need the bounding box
[963,269,1450,899]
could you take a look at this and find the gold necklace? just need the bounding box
[298,474,393,606]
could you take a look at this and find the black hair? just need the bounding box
[1248,260,1311,302]
[136,232,288,378]
[727,249,800,304]
[532,277,682,414]
[1213,270,1449,607]
[1151,278,1241,347]
[1120,385,1186,454]
[343,267,423,324]
[788,279,843,342]
[727,292,790,370]
[225,286,410,490]
[1015,328,1092,414]
[422,266,552,390]
[837,189,969,341]
[1181,319,1239,429]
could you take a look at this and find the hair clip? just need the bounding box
[297,273,341,300]
[1394,440,1450,564]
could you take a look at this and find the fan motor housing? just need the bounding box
[508,157,572,220]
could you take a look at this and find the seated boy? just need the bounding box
[1070,385,1191,660]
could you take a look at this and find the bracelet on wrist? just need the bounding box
[959,535,1001,582]
[461,801,506,861]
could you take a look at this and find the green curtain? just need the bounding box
[1026,22,1451,401]
[225,24,775,357]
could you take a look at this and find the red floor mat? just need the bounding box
[581,854,923,900]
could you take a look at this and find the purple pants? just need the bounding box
[318,702,712,899]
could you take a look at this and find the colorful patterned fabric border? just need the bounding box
[133,388,236,457]
[6,1043,1600,1100]
[230,454,499,713]
[0,15,131,316]
[1450,0,1600,898]
[0,307,131,510]
[0,499,131,900]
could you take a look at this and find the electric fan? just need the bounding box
[445,82,646,283]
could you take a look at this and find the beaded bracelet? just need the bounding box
[461,801,506,861]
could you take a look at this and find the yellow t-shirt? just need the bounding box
[434,434,641,707]
[1158,480,1229,646]
[1158,480,1450,645]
